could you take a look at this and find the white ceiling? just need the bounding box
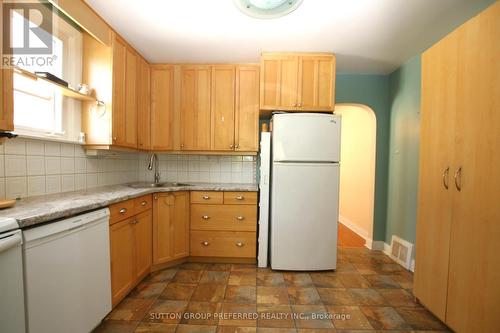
[84,0,494,74]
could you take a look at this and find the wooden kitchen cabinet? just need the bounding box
[109,218,135,306]
[150,66,175,150]
[260,52,335,113]
[235,66,259,152]
[180,66,212,150]
[414,3,500,332]
[109,195,153,306]
[211,65,236,151]
[137,58,151,150]
[153,192,190,265]
[0,3,14,132]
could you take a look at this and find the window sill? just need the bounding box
[13,131,83,145]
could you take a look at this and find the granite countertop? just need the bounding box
[0,182,258,229]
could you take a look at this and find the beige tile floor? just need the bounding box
[93,248,450,333]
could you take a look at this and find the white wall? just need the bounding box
[336,104,377,243]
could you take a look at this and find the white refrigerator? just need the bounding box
[270,113,341,271]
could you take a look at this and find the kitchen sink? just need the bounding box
[127,182,192,188]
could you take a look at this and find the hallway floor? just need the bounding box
[94,248,449,332]
[338,223,366,248]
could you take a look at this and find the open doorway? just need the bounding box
[336,104,377,248]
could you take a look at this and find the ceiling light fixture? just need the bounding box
[234,0,304,19]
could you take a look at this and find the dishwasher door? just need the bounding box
[0,229,26,333]
[23,208,111,333]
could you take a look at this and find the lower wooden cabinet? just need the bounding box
[190,191,257,259]
[109,196,152,306]
[152,191,190,265]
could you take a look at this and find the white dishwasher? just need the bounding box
[23,208,111,333]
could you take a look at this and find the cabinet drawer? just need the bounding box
[191,191,223,204]
[190,231,256,258]
[224,192,257,205]
[191,205,257,231]
[134,194,152,214]
[110,199,135,224]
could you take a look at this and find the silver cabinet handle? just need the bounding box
[202,195,210,200]
[180,143,185,148]
[236,216,245,221]
[293,103,298,107]
[298,103,302,107]
[119,208,127,215]
[235,195,244,200]
[113,137,117,142]
[454,167,462,191]
[235,241,244,247]
[202,215,210,220]
[201,241,209,246]
[130,219,137,225]
[154,195,158,200]
[442,166,449,190]
[141,201,147,206]
[235,144,239,149]
[230,144,234,149]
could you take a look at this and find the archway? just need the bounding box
[335,104,377,248]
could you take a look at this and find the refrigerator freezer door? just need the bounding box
[258,132,271,268]
[270,162,339,270]
[273,113,341,162]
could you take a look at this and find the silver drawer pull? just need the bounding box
[235,195,244,200]
[202,215,210,220]
[235,241,244,247]
[236,216,245,221]
[141,201,147,206]
[202,195,210,200]
[119,208,127,214]
[201,241,210,246]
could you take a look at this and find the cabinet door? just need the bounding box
[211,66,235,151]
[235,66,259,152]
[153,193,173,264]
[297,55,335,111]
[446,4,500,332]
[0,4,14,132]
[151,66,175,150]
[110,218,134,306]
[137,58,151,150]
[171,192,190,259]
[134,210,152,282]
[414,30,459,322]
[112,37,126,146]
[124,47,138,147]
[260,54,298,110]
[180,66,211,150]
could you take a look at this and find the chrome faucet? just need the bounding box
[147,153,160,184]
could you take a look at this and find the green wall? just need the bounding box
[335,75,390,241]
[385,56,421,246]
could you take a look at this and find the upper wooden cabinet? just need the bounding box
[211,66,236,151]
[180,66,212,151]
[83,33,146,149]
[137,58,151,150]
[0,3,14,132]
[150,65,175,150]
[112,36,137,148]
[235,66,260,152]
[260,52,335,112]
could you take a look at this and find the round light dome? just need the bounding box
[234,0,304,19]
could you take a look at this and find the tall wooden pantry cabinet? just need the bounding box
[414,2,500,332]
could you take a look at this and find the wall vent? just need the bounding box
[389,236,413,270]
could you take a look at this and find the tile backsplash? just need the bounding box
[0,138,257,199]
[0,138,140,199]
[137,154,257,184]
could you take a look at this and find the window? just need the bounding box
[12,9,83,142]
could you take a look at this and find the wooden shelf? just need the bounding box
[14,67,97,103]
